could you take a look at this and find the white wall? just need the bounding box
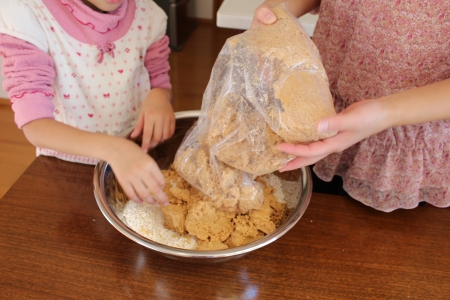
[188,0,214,20]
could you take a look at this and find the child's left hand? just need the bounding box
[130,88,175,152]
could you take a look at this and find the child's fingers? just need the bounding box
[141,172,168,206]
[146,159,166,187]
[131,158,166,204]
[130,115,144,138]
[141,119,156,152]
[133,179,159,205]
[161,117,175,142]
[157,117,175,146]
[147,189,169,206]
[169,117,175,136]
[120,181,143,204]
[149,115,174,148]
[150,117,164,148]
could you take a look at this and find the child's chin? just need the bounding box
[94,0,123,12]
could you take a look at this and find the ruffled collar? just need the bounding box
[59,0,128,33]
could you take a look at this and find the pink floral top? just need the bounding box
[312,0,450,211]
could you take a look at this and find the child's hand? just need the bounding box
[251,5,277,28]
[22,118,169,206]
[278,99,389,171]
[130,88,175,152]
[108,138,169,206]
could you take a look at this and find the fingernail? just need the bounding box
[317,120,328,133]
[264,12,276,23]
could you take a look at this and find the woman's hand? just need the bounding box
[130,88,175,152]
[278,99,389,172]
[107,138,169,206]
[250,0,321,28]
[251,4,278,28]
[277,70,450,172]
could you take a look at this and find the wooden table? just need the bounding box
[1,156,449,299]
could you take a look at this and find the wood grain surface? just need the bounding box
[1,156,449,300]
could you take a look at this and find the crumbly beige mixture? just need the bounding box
[173,147,265,213]
[274,70,336,143]
[207,105,293,176]
[161,166,288,251]
[226,4,336,144]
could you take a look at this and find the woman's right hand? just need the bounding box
[107,138,169,206]
[251,0,321,28]
[251,4,278,28]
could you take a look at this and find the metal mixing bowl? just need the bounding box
[93,110,312,263]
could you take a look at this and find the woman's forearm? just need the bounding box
[380,77,450,129]
[22,118,127,162]
[261,0,321,17]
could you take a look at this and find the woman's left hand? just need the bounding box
[131,88,175,152]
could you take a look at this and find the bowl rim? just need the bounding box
[93,110,312,258]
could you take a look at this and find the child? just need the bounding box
[253,0,450,211]
[0,0,175,206]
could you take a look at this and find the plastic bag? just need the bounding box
[174,4,335,212]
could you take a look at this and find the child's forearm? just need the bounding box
[22,118,129,162]
[261,0,321,17]
[379,77,450,129]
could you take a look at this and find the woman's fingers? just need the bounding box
[280,154,328,172]
[278,140,334,158]
[251,6,277,28]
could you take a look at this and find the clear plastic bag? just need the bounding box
[174,4,335,212]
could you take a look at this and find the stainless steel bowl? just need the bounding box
[93,110,312,263]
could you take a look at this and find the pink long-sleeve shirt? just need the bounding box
[0,0,171,129]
